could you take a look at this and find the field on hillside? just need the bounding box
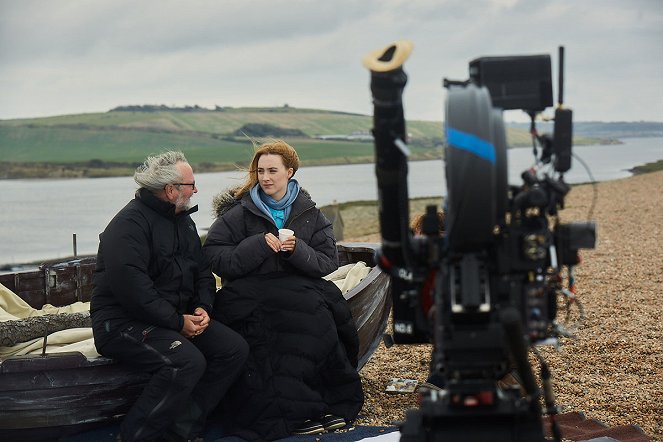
[0,126,380,164]
[0,107,445,177]
[0,106,599,179]
[0,107,442,139]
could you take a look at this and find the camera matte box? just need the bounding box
[469,54,553,111]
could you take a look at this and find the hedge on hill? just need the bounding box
[233,123,307,138]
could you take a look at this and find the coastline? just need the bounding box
[1,152,442,180]
[0,140,648,181]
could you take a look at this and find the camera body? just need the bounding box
[364,43,595,441]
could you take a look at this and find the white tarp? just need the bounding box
[0,282,99,360]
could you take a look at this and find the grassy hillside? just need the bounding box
[0,105,552,178]
[0,107,435,167]
[0,106,443,141]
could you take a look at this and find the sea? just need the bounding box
[1,137,661,267]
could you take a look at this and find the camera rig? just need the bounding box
[363,42,596,441]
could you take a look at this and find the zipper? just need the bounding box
[285,202,315,229]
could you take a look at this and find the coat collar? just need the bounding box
[136,187,198,218]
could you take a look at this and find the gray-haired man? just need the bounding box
[91,151,248,441]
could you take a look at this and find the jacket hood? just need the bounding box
[212,187,312,219]
[211,189,239,218]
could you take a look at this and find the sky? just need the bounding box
[1,0,662,123]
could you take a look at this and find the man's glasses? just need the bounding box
[174,182,195,189]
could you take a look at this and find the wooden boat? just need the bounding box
[0,243,391,441]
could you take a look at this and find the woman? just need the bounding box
[203,140,363,441]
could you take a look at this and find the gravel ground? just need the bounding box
[351,170,663,440]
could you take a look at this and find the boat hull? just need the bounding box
[0,243,391,439]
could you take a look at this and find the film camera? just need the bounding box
[363,42,596,441]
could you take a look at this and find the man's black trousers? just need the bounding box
[96,319,248,442]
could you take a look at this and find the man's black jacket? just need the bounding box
[90,188,214,346]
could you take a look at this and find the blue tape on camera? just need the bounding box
[447,127,496,163]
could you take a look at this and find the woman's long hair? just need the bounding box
[232,139,300,199]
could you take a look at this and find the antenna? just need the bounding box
[558,46,565,106]
[553,45,572,173]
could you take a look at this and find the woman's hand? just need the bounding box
[280,235,297,253]
[265,232,297,253]
[265,232,282,252]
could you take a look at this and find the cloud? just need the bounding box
[1,0,662,122]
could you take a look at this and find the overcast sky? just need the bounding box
[1,0,662,123]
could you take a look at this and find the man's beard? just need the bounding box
[175,193,192,212]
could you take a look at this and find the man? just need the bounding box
[91,151,248,442]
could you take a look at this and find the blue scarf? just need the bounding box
[250,179,300,228]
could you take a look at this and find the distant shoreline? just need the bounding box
[0,141,632,180]
[0,153,442,180]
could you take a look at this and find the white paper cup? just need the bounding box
[278,228,294,243]
[278,228,294,251]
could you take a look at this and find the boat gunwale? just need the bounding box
[0,243,390,372]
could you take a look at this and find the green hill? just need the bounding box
[0,105,552,178]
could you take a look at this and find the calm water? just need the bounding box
[1,137,661,266]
